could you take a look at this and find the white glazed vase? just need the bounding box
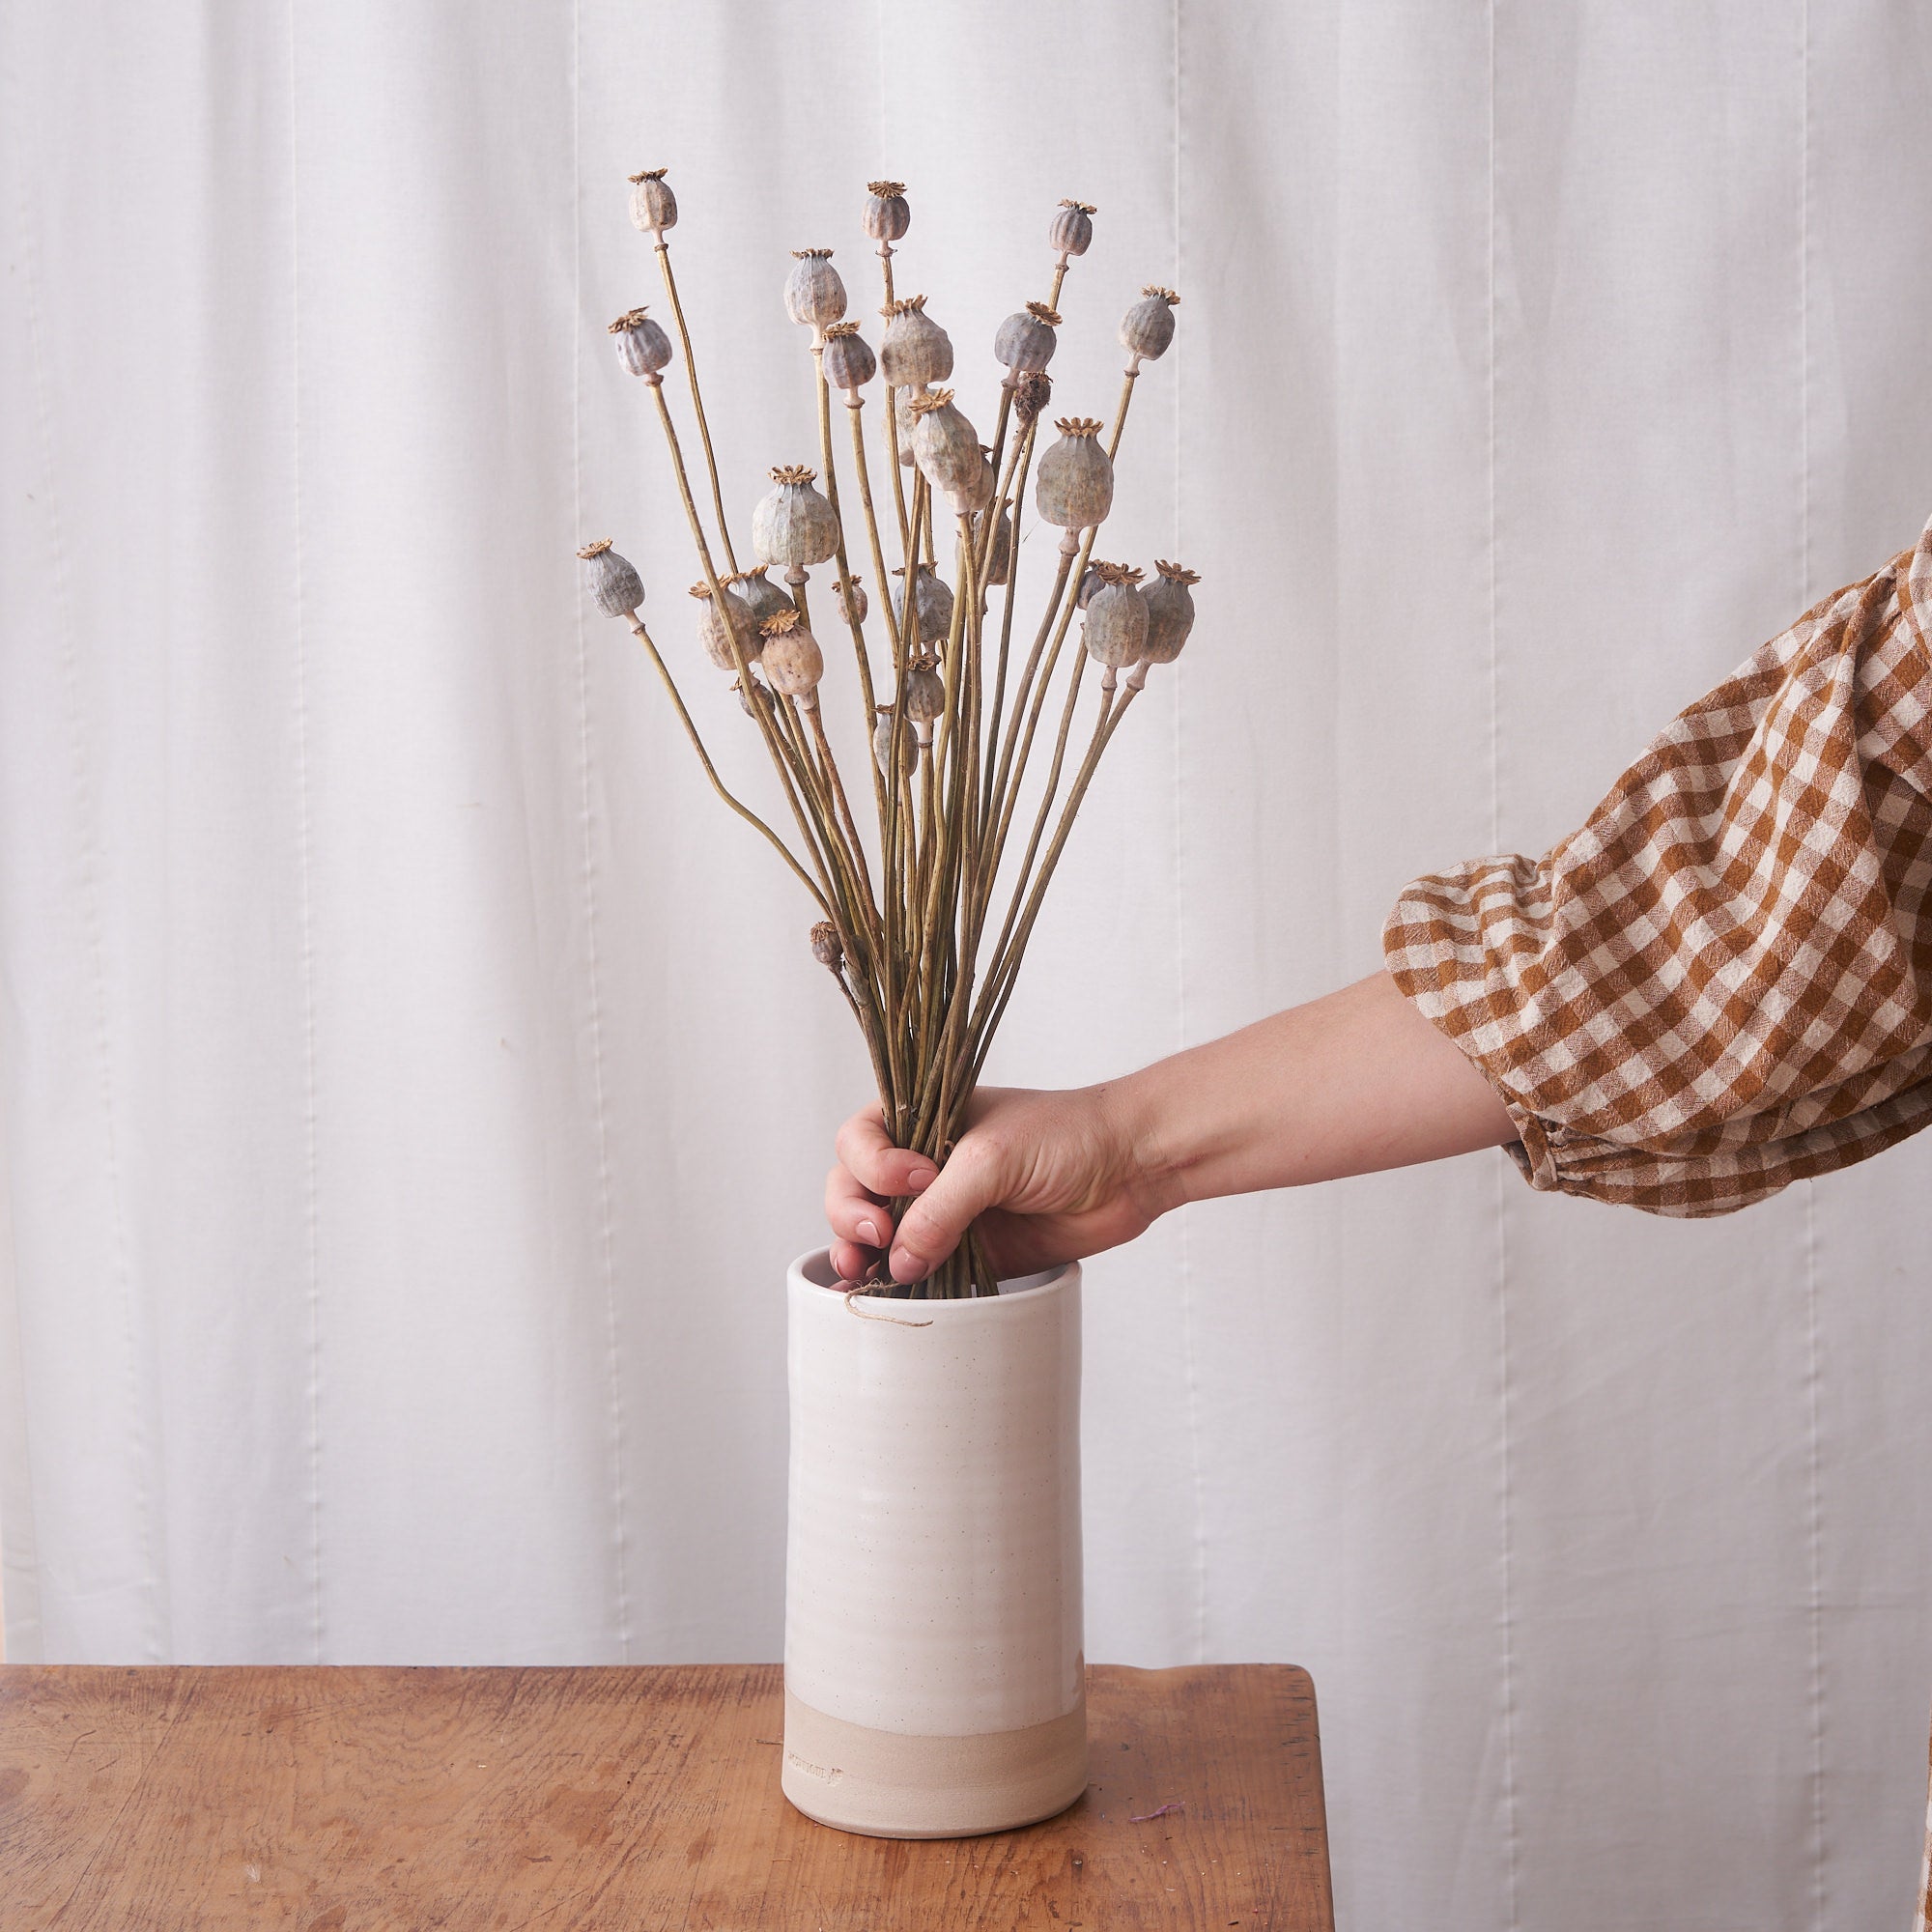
[782,1249,1087,1838]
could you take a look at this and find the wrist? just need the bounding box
[1092,1063,1194,1221]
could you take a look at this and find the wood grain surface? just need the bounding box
[0,1662,1332,1929]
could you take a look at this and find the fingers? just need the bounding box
[890,1132,1009,1283]
[825,1162,894,1252]
[836,1107,941,1200]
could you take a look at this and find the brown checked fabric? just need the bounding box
[1383,513,1932,1217]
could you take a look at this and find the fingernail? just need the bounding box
[905,1164,939,1193]
[891,1246,926,1282]
[857,1216,882,1246]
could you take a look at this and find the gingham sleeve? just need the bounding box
[1382,515,1932,1216]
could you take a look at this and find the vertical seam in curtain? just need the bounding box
[287,0,324,1664]
[1798,0,1828,1918]
[1170,0,1207,1667]
[1488,3,1521,1921]
[571,0,633,1663]
[19,75,167,1663]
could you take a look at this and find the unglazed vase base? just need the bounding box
[781,1688,1089,1839]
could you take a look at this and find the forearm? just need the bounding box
[1114,970,1519,1213]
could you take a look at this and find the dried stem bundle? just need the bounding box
[583,175,1197,1296]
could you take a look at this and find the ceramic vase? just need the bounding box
[782,1249,1087,1838]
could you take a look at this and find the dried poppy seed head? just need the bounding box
[879,295,954,387]
[834,574,868,625]
[1012,369,1054,424]
[770,463,816,484]
[810,921,843,973]
[1084,576,1150,668]
[785,249,847,331]
[753,468,840,569]
[732,670,775,717]
[864,181,911,244]
[689,579,760,669]
[628,168,677,236]
[761,611,825,698]
[609,306,673,379]
[1036,419,1115,529]
[729,566,796,627]
[821,322,877,394]
[1120,285,1179,365]
[1049,198,1095,262]
[891,562,955,644]
[579,540,645,619]
[872,704,915,779]
[902,656,947,723]
[979,502,1014,584]
[1142,561,1199,666]
[908,391,983,502]
[994,301,1060,378]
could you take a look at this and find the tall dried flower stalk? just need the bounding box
[584,174,1195,1297]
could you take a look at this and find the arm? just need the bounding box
[826,970,1518,1285]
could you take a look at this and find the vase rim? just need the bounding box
[789,1246,1077,1309]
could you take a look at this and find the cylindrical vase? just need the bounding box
[782,1249,1086,1838]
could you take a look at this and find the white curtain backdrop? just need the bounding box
[5,0,1932,1923]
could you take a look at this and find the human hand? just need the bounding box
[823,1083,1168,1286]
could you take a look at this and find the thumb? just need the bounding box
[888,1133,1009,1283]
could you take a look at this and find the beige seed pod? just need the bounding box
[879,295,953,387]
[834,574,869,624]
[579,539,644,618]
[1121,285,1179,366]
[1036,416,1115,528]
[979,503,1014,584]
[609,307,673,379]
[994,300,1061,379]
[628,167,676,237]
[820,320,876,395]
[1140,559,1200,666]
[907,389,982,501]
[810,920,844,972]
[872,704,914,779]
[760,608,824,699]
[690,579,760,670]
[1049,197,1095,264]
[901,655,946,723]
[730,566,795,628]
[785,248,847,331]
[1084,572,1149,668]
[753,465,840,569]
[890,563,953,644]
[864,181,910,244]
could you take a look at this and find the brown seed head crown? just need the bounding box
[904,388,954,416]
[1012,370,1054,422]
[1059,198,1098,213]
[867,180,906,197]
[822,320,863,339]
[1089,560,1144,586]
[688,582,723,600]
[1154,558,1202,583]
[627,168,668,183]
[1142,284,1180,304]
[761,609,804,637]
[608,307,651,332]
[790,247,835,259]
[1054,415,1105,438]
[769,464,817,485]
[882,294,928,318]
[578,539,614,558]
[1025,301,1063,326]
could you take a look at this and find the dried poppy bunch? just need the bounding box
[582,177,1198,1296]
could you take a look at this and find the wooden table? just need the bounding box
[0,1662,1332,1929]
